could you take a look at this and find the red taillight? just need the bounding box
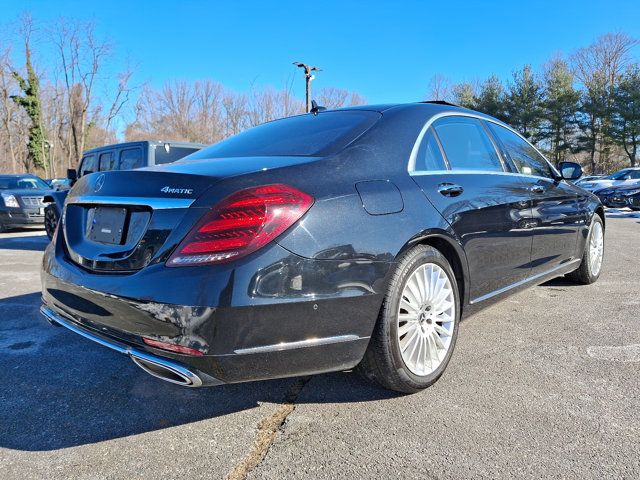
[142,337,205,356]
[167,184,313,266]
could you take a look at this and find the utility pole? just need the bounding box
[293,62,321,113]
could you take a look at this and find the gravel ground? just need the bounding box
[1,211,639,479]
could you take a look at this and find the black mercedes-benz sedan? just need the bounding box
[40,102,605,393]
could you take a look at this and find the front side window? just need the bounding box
[79,155,97,176]
[488,123,553,178]
[120,148,144,170]
[432,116,503,171]
[414,128,447,171]
[610,169,640,180]
[0,176,50,189]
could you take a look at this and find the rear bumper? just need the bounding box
[40,305,218,387]
[41,236,388,385]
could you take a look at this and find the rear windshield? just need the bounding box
[0,176,50,189]
[186,111,381,159]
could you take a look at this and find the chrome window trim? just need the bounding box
[408,111,560,179]
[66,195,195,210]
[410,169,557,182]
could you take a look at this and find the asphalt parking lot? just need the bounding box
[1,210,639,479]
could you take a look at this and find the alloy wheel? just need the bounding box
[397,263,456,376]
[589,220,604,276]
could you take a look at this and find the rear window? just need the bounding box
[154,146,202,165]
[98,152,115,171]
[415,128,447,171]
[187,111,381,159]
[433,116,503,172]
[119,148,144,170]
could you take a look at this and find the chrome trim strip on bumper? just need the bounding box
[234,334,365,355]
[40,305,203,387]
[66,195,195,209]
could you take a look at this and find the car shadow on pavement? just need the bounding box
[0,291,395,452]
[540,277,580,288]
[0,233,49,252]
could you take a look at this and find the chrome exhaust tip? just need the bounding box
[40,305,205,388]
[131,354,203,387]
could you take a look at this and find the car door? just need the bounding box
[486,122,585,276]
[410,115,534,302]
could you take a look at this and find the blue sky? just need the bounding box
[2,0,640,103]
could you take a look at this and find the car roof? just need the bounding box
[0,173,42,178]
[326,101,505,124]
[83,140,208,155]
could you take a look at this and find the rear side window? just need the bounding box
[79,155,97,176]
[488,123,553,178]
[187,111,381,159]
[415,129,447,171]
[119,148,144,170]
[433,117,503,172]
[155,146,201,165]
[99,152,115,171]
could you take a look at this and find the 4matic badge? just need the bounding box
[161,186,194,195]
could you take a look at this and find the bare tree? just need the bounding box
[222,92,248,136]
[0,49,18,173]
[50,18,110,164]
[316,87,366,109]
[427,74,451,101]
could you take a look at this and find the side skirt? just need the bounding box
[463,259,582,317]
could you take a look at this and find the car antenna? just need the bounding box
[310,100,326,115]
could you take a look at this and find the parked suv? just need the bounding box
[0,174,55,233]
[43,140,206,238]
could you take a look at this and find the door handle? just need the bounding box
[530,185,545,194]
[438,183,464,197]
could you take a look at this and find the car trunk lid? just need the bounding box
[62,156,321,272]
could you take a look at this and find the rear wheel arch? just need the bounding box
[398,232,468,313]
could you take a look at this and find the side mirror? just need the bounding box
[67,169,78,185]
[558,161,582,181]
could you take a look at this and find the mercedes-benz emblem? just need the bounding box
[95,174,105,192]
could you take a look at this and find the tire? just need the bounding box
[357,245,460,393]
[44,205,59,240]
[566,214,604,285]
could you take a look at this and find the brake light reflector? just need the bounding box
[142,337,205,356]
[167,184,313,266]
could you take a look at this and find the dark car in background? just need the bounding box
[40,102,605,394]
[595,184,640,210]
[0,174,55,233]
[43,140,206,238]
